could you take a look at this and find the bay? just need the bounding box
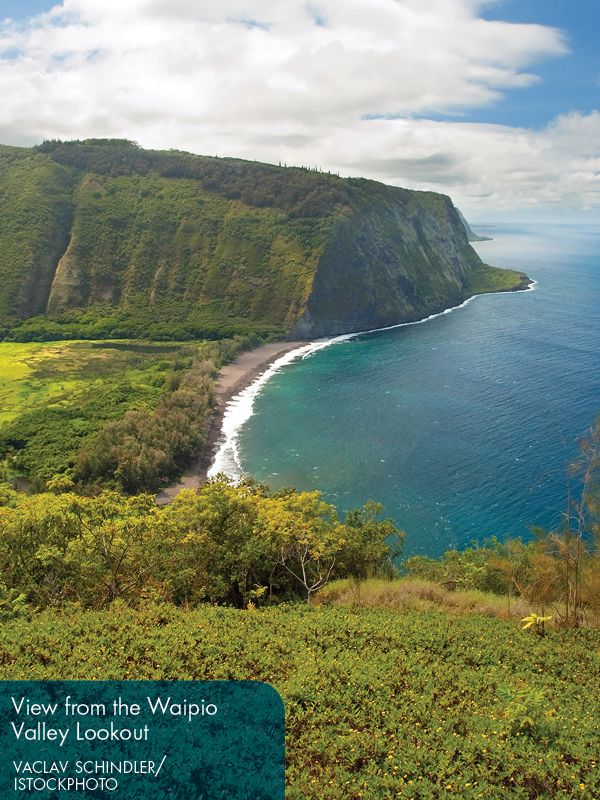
[228,224,600,558]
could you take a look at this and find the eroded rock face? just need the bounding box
[0,141,527,339]
[288,187,480,338]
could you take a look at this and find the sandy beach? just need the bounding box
[155,340,309,504]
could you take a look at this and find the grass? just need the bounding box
[313,577,600,632]
[0,340,176,426]
[316,577,534,621]
[0,341,85,425]
[317,577,600,632]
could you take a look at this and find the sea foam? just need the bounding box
[208,340,342,479]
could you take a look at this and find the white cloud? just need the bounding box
[1,0,596,212]
[331,112,600,211]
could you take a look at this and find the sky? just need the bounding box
[0,0,599,220]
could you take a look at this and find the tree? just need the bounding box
[64,490,165,605]
[0,475,405,609]
[162,477,270,607]
[256,492,403,604]
[256,489,346,604]
[0,477,168,607]
[526,420,600,626]
[339,500,404,580]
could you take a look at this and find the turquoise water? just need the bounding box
[231,224,600,558]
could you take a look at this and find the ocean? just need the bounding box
[210,224,600,559]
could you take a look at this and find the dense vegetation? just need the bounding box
[73,359,213,493]
[35,139,353,218]
[0,140,343,340]
[0,336,255,491]
[0,139,528,342]
[1,603,599,799]
[0,146,73,320]
[0,477,402,610]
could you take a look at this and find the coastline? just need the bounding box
[155,277,535,504]
[155,341,309,504]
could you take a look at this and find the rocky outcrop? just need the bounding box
[289,185,488,338]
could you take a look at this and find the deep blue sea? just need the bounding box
[211,224,600,558]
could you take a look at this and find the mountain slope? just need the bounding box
[0,140,529,341]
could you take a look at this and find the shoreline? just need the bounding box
[155,341,309,504]
[155,278,534,504]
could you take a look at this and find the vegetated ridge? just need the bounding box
[456,208,493,242]
[0,139,528,342]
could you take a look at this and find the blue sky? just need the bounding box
[0,0,598,216]
[0,1,56,19]
[474,0,600,128]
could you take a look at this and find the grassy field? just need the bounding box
[0,341,91,426]
[0,335,255,488]
[1,602,598,799]
[0,340,183,426]
[317,578,534,620]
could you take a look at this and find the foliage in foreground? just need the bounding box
[0,478,402,609]
[1,603,599,799]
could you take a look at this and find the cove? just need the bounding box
[231,224,600,558]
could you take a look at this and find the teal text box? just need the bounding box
[0,681,284,799]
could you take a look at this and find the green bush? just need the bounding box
[0,478,401,609]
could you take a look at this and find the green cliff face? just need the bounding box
[0,146,73,320]
[290,184,483,338]
[0,140,529,342]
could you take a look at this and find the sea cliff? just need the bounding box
[0,139,529,342]
[289,183,505,338]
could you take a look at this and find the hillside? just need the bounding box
[0,140,528,342]
[1,603,598,799]
[456,208,493,242]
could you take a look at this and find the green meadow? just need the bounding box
[0,336,253,487]
[0,340,178,426]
